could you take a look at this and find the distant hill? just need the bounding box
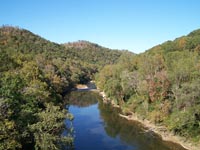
[63,40,126,67]
[64,40,100,49]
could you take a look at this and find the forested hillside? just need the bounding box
[63,40,124,68]
[96,29,200,144]
[0,26,123,149]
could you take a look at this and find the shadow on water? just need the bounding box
[64,91,101,107]
[63,91,187,150]
[98,100,187,150]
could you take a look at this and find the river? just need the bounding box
[63,91,187,150]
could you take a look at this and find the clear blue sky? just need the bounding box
[1,0,200,53]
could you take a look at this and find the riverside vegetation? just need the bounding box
[96,29,200,149]
[0,25,200,149]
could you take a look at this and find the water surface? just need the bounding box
[64,91,187,150]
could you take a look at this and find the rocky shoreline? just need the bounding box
[118,113,197,150]
[77,82,199,150]
[98,90,200,150]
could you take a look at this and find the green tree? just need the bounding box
[29,103,73,150]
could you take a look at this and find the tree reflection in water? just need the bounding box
[98,100,187,150]
[64,91,187,150]
[64,91,101,107]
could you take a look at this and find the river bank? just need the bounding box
[119,113,198,150]
[98,90,200,150]
[66,90,184,150]
[73,81,199,150]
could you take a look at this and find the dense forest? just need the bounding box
[96,29,200,144]
[63,40,123,68]
[0,26,123,149]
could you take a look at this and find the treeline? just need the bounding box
[0,26,123,149]
[96,29,200,143]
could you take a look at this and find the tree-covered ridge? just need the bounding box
[96,29,200,144]
[147,29,200,54]
[0,26,124,149]
[63,40,125,67]
[0,26,59,52]
[0,26,124,83]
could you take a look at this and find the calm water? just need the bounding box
[63,91,187,150]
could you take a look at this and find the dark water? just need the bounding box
[63,91,187,150]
